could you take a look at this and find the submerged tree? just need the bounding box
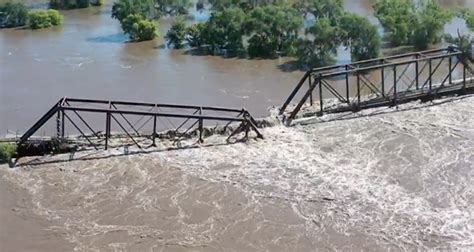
[209,0,285,11]
[27,9,63,29]
[185,23,206,47]
[166,18,187,48]
[245,4,303,58]
[0,1,28,28]
[121,13,158,41]
[49,0,103,9]
[111,0,159,42]
[111,0,157,22]
[296,18,339,68]
[340,13,381,61]
[373,0,452,49]
[204,8,247,54]
[293,0,343,23]
[155,0,192,16]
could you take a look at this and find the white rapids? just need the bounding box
[1,95,473,251]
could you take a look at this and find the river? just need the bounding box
[0,0,472,136]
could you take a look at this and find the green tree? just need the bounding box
[166,18,187,48]
[50,0,90,9]
[121,13,158,41]
[373,0,451,49]
[0,1,28,28]
[467,15,474,30]
[296,18,339,68]
[48,9,63,25]
[204,8,247,54]
[27,9,63,29]
[209,0,284,11]
[373,0,414,46]
[155,0,192,16]
[294,0,343,23]
[340,13,381,61]
[185,23,206,47]
[245,4,303,58]
[111,0,157,22]
[455,7,474,31]
[412,0,452,50]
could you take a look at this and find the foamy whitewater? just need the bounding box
[1,95,473,251]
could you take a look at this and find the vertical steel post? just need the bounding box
[198,119,203,143]
[309,74,313,106]
[105,112,110,150]
[415,57,419,90]
[393,66,397,105]
[449,55,452,84]
[381,67,385,96]
[152,115,157,146]
[357,73,361,106]
[318,78,323,115]
[428,59,432,92]
[56,109,61,139]
[463,63,467,92]
[61,109,65,139]
[345,65,350,103]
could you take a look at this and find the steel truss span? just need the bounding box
[19,98,263,150]
[280,46,474,123]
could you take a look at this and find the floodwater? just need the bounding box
[0,0,473,136]
[1,95,473,251]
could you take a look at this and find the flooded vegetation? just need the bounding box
[1,0,473,251]
[1,0,473,135]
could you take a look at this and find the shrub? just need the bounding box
[27,9,63,29]
[185,23,205,47]
[0,1,28,28]
[121,13,158,41]
[0,143,16,164]
[48,9,63,25]
[28,10,52,29]
[166,18,186,48]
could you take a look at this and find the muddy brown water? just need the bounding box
[1,95,473,251]
[1,0,473,136]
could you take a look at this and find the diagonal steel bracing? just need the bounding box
[19,98,264,150]
[280,46,474,122]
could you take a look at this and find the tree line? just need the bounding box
[0,0,105,29]
[112,0,473,68]
[0,2,63,29]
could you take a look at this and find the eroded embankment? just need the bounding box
[1,95,473,251]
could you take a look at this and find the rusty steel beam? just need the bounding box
[19,97,264,149]
[280,46,473,122]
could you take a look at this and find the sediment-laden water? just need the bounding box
[1,95,473,251]
[1,0,473,136]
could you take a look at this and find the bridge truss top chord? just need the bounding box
[279,46,474,123]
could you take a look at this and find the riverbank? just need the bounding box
[1,95,473,251]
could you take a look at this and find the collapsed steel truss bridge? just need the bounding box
[279,46,474,122]
[18,98,263,150]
